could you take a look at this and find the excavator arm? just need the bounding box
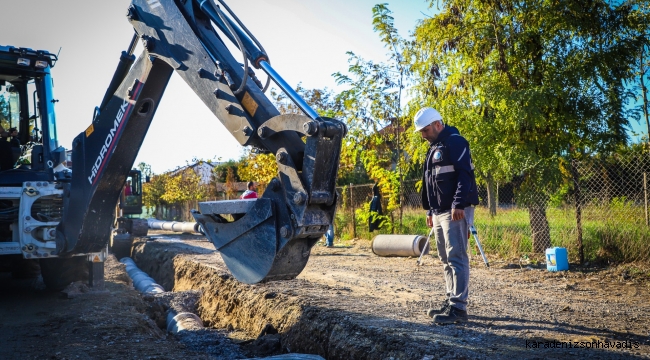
[56,0,344,283]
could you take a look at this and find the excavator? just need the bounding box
[0,0,344,290]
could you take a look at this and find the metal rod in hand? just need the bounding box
[469,225,490,268]
[416,226,436,266]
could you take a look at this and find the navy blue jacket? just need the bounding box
[421,125,479,215]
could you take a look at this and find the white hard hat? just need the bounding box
[413,107,442,132]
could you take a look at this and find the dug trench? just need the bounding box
[132,232,650,359]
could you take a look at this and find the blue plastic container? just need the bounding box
[546,247,569,271]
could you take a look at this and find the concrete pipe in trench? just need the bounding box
[120,258,205,335]
[166,311,205,333]
[371,235,430,257]
[147,219,203,234]
[120,258,165,294]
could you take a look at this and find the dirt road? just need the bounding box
[0,256,211,359]
[0,255,249,360]
[1,232,649,359]
[132,233,650,359]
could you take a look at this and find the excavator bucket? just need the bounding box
[193,116,345,284]
[193,197,319,284]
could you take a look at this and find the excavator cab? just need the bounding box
[0,46,65,180]
[0,46,94,291]
[119,169,143,216]
[111,169,148,259]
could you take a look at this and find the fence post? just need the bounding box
[571,158,584,265]
[643,171,650,226]
[350,183,356,238]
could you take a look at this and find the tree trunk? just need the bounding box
[641,50,649,149]
[528,205,551,253]
[182,201,191,222]
[486,172,497,217]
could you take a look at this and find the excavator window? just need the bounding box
[121,170,143,214]
[130,172,142,196]
[0,81,20,131]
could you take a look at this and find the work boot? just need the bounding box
[433,305,468,324]
[426,299,450,318]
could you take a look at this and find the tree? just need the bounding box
[142,159,217,219]
[270,85,340,118]
[410,0,647,252]
[237,152,277,189]
[239,85,341,191]
[213,159,240,183]
[224,167,238,200]
[136,162,152,181]
[627,0,650,145]
[142,173,169,214]
[332,4,415,228]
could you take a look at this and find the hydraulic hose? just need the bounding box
[197,0,249,95]
[214,0,271,92]
[213,5,248,95]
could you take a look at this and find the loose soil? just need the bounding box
[0,255,227,360]
[132,232,650,359]
[1,230,649,359]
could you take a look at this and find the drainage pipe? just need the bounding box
[120,258,205,335]
[120,258,165,294]
[371,235,430,257]
[166,311,205,333]
[147,219,203,234]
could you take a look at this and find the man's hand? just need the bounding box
[451,208,465,221]
[426,215,433,228]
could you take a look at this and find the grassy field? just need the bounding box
[335,205,650,264]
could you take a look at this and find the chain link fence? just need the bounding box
[335,152,650,264]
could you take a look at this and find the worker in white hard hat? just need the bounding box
[415,107,478,324]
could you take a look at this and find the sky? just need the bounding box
[3,1,646,174]
[1,0,434,174]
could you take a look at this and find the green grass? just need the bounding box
[335,205,650,264]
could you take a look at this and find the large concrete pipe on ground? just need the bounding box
[371,235,430,257]
[147,219,203,234]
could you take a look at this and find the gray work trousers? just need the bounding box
[432,207,472,311]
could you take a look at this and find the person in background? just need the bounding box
[325,223,335,247]
[415,107,479,325]
[240,181,258,199]
[8,128,19,148]
[124,179,133,196]
[0,127,13,171]
[6,128,20,164]
[369,183,383,232]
